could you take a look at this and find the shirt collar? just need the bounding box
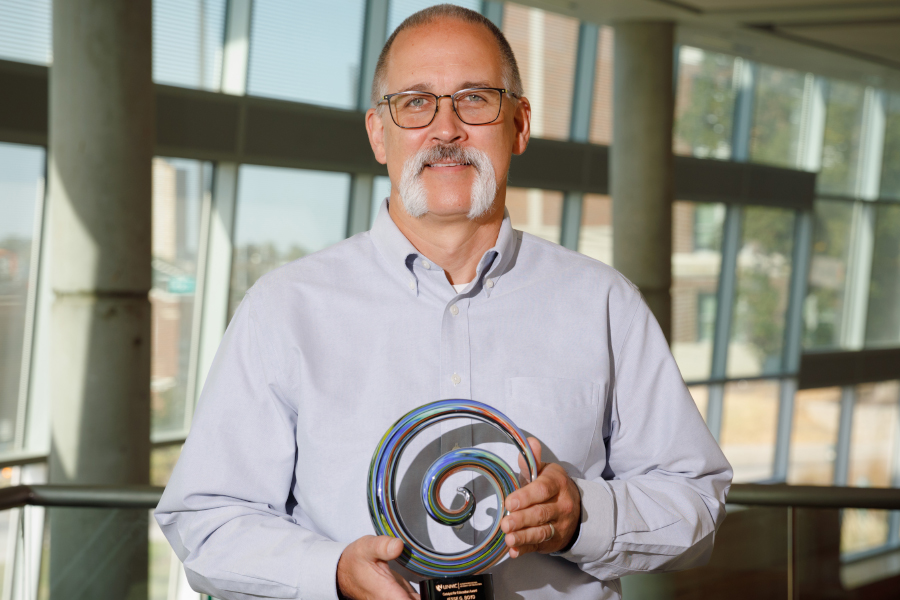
[369,198,517,297]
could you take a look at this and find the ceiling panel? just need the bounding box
[680,0,897,11]
[780,21,900,67]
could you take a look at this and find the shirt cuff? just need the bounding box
[298,539,350,600]
[555,478,615,565]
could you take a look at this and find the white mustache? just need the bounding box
[398,144,497,219]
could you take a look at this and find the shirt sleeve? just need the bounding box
[154,292,348,600]
[558,289,733,580]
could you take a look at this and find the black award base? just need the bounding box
[421,574,494,600]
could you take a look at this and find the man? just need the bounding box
[156,5,732,600]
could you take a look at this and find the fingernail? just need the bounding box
[507,534,516,546]
[507,498,519,511]
[510,548,518,558]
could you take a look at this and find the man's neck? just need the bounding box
[388,195,505,285]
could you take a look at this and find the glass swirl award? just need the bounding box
[368,400,538,600]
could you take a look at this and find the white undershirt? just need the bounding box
[452,282,471,293]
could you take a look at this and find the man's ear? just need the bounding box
[366,108,388,165]
[512,97,531,156]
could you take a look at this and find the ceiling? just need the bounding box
[522,0,900,91]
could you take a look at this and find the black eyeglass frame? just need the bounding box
[378,87,518,129]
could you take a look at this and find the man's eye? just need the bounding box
[463,94,487,103]
[405,96,430,109]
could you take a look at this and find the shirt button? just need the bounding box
[450,305,459,316]
[422,260,431,270]
[408,281,415,290]
[485,279,494,288]
[451,374,461,385]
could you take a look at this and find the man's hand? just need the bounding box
[337,536,419,600]
[500,437,581,558]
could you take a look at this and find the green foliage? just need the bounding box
[749,66,806,168]
[674,50,736,159]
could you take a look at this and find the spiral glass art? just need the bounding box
[367,400,538,578]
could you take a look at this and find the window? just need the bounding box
[0,142,45,454]
[672,202,724,382]
[388,0,481,33]
[506,188,562,243]
[674,47,738,160]
[843,381,900,554]
[727,206,795,378]
[229,166,351,318]
[819,80,866,197]
[371,176,392,228]
[803,199,854,350]
[880,92,900,200]
[153,0,226,90]
[577,194,611,264]
[865,202,900,346]
[503,4,578,141]
[719,379,780,482]
[0,0,51,65]
[749,66,808,169]
[588,25,614,145]
[788,387,841,485]
[150,158,210,436]
[247,0,366,109]
[689,384,709,421]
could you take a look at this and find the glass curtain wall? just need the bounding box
[150,158,211,437]
[674,46,738,160]
[247,0,366,108]
[0,0,51,64]
[229,166,351,318]
[152,0,227,90]
[0,143,45,454]
[671,202,725,382]
[502,4,579,141]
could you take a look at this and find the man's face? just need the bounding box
[366,18,530,220]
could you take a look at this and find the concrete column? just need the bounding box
[611,21,675,340]
[47,1,153,599]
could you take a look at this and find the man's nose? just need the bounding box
[430,96,465,143]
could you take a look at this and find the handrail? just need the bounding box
[728,483,900,510]
[0,483,895,512]
[0,485,164,511]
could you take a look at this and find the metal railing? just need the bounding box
[0,483,895,600]
[0,484,164,510]
[0,482,896,511]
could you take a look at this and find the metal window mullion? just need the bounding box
[560,22,598,250]
[357,0,389,111]
[221,0,252,96]
[710,205,741,380]
[887,385,900,546]
[347,0,390,238]
[796,75,827,172]
[188,163,239,411]
[730,58,757,162]
[840,202,875,349]
[833,385,855,486]
[347,174,375,237]
[705,383,725,442]
[15,171,47,453]
[773,210,813,481]
[187,3,251,413]
[481,1,503,28]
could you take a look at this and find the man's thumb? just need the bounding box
[373,536,404,560]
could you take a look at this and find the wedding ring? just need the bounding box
[544,522,556,543]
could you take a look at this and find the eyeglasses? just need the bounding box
[379,87,516,129]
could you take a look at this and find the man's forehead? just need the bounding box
[385,19,504,89]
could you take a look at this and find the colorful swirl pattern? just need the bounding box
[367,399,538,578]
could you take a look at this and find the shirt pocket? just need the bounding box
[503,377,601,477]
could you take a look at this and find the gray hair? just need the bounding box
[370,4,524,109]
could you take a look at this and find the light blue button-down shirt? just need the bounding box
[156,201,732,600]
